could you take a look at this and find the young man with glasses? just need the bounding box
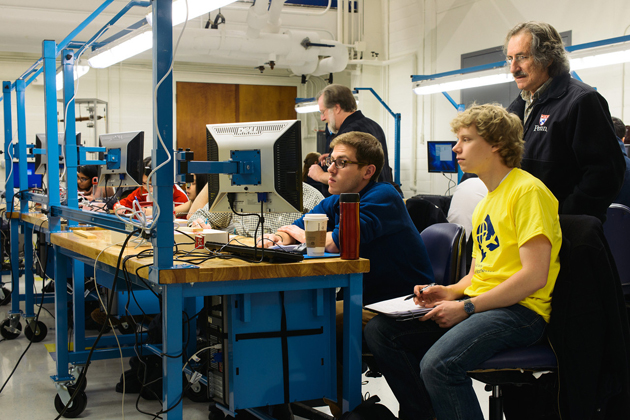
[505,21,624,222]
[262,131,433,417]
[308,84,394,190]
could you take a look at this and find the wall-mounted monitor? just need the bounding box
[97,131,144,188]
[205,120,302,214]
[427,141,458,173]
[34,132,82,175]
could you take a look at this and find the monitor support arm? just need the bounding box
[176,149,263,197]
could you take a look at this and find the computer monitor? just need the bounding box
[97,131,144,188]
[12,162,42,189]
[427,141,458,173]
[205,120,302,214]
[34,132,82,175]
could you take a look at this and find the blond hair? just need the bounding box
[450,104,524,168]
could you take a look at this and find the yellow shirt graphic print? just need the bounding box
[476,214,500,262]
[465,169,562,323]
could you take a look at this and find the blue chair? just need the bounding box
[363,223,465,378]
[419,223,466,285]
[603,204,630,296]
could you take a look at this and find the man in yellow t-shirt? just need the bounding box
[365,104,562,420]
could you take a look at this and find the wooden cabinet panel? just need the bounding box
[237,84,297,123]
[176,82,297,159]
[176,82,237,160]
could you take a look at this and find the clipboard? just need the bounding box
[364,295,433,320]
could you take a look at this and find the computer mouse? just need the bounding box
[295,242,308,253]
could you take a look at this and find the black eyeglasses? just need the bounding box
[324,156,367,169]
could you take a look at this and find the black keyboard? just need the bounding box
[205,241,304,263]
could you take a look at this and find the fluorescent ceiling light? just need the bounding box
[88,0,237,69]
[56,65,90,91]
[412,38,630,96]
[569,43,630,71]
[413,68,513,95]
[88,30,152,69]
[295,102,319,114]
[145,0,237,27]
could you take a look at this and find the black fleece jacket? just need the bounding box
[507,73,624,222]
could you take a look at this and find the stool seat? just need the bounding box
[472,344,556,372]
[468,345,558,420]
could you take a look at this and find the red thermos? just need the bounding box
[339,193,360,260]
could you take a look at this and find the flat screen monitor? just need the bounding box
[97,131,144,188]
[427,141,458,173]
[205,120,302,214]
[34,132,82,175]
[13,162,42,189]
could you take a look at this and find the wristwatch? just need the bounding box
[463,298,475,316]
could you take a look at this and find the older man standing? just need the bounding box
[308,84,394,188]
[505,21,624,222]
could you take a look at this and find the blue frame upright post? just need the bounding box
[62,49,80,219]
[3,81,21,319]
[152,0,175,269]
[15,78,38,322]
[353,87,401,186]
[42,40,62,233]
[151,1,181,418]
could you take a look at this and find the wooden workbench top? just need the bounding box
[51,229,370,285]
[20,212,48,226]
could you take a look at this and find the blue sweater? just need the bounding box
[294,182,434,305]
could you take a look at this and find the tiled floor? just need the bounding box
[0,276,494,419]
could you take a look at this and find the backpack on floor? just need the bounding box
[339,395,397,420]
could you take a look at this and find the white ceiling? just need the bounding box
[0,1,150,56]
[0,1,338,68]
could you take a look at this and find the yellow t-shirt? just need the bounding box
[464,168,562,322]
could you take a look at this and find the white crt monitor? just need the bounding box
[205,119,303,214]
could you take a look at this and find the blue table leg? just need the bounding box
[52,245,72,381]
[162,283,183,420]
[342,273,363,413]
[9,218,21,317]
[23,223,35,318]
[72,261,86,350]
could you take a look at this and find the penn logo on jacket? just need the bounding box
[539,114,549,125]
[534,114,550,132]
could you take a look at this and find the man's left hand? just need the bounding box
[421,300,468,328]
[278,225,306,244]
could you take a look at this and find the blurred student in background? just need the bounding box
[175,173,208,217]
[113,157,188,215]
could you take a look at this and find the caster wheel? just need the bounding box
[0,287,10,305]
[208,405,226,420]
[25,320,48,342]
[0,318,22,340]
[186,379,210,402]
[54,388,88,418]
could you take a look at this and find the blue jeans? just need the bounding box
[364,304,547,420]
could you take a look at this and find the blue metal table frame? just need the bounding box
[51,230,365,420]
